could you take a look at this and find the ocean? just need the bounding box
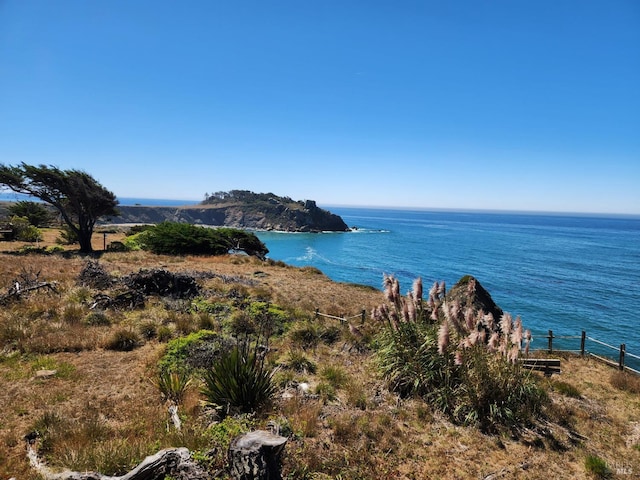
[255,207,640,369]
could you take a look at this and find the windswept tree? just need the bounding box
[0,163,119,253]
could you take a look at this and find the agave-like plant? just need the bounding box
[201,347,276,416]
[153,369,192,405]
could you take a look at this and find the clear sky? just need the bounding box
[1,1,638,214]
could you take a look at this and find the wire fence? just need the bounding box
[314,308,366,324]
[535,329,640,375]
[312,309,640,376]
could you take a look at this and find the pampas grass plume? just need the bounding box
[488,332,500,352]
[437,320,449,355]
[413,277,423,302]
[511,316,523,349]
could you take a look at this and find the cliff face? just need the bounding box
[104,199,349,232]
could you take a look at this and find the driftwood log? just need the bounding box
[26,440,209,480]
[228,430,288,480]
[0,279,58,305]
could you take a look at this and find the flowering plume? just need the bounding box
[524,329,532,355]
[412,277,423,303]
[438,319,450,355]
[511,316,523,350]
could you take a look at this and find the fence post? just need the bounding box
[361,309,366,324]
[315,308,319,320]
[580,331,586,357]
[548,330,553,353]
[619,344,626,370]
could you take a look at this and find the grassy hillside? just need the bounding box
[1,230,639,479]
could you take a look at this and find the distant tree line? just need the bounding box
[202,190,295,205]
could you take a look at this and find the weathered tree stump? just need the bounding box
[228,430,287,480]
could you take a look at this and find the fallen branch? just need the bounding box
[0,280,58,305]
[26,438,209,480]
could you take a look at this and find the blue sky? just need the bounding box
[1,1,638,214]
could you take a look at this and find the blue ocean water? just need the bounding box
[256,207,640,366]
[0,193,199,207]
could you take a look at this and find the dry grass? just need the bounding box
[1,231,640,478]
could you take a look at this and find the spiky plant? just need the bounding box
[201,346,276,416]
[153,369,192,405]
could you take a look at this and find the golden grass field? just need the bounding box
[1,229,640,479]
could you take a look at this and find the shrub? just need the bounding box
[373,275,548,433]
[152,369,192,404]
[138,321,157,340]
[315,382,336,404]
[106,241,128,252]
[157,325,173,342]
[282,350,317,374]
[45,245,65,254]
[17,225,43,242]
[138,222,267,257]
[288,322,320,349]
[84,311,111,326]
[62,304,85,325]
[201,346,275,416]
[319,325,342,345]
[584,454,611,478]
[158,330,227,373]
[320,365,349,389]
[106,329,141,351]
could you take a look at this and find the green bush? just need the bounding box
[584,455,611,478]
[17,225,43,242]
[158,330,228,373]
[45,245,65,254]
[136,222,268,257]
[201,346,275,416]
[152,369,192,404]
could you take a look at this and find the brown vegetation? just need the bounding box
[1,230,639,479]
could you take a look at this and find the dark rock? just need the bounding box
[445,275,504,322]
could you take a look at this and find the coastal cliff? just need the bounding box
[102,191,349,232]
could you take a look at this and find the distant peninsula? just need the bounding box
[103,190,350,232]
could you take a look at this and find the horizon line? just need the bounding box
[2,192,638,218]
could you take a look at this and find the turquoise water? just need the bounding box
[256,207,640,366]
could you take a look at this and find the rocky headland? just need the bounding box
[101,191,349,232]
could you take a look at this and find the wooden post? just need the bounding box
[103,232,107,251]
[361,309,366,324]
[548,330,553,354]
[619,344,626,370]
[580,331,586,357]
[315,308,319,320]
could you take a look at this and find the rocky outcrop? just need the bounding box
[104,199,349,232]
[445,275,504,322]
